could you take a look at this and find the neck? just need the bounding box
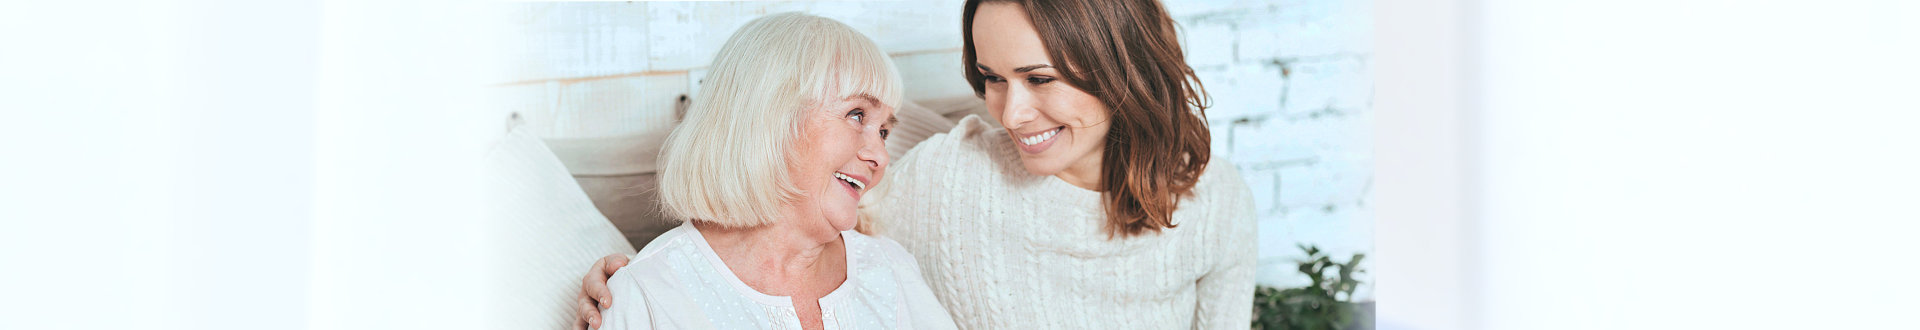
[693,217,846,296]
[1054,148,1105,191]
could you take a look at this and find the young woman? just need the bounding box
[580,0,1254,328]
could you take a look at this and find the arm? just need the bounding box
[1193,242,1254,329]
[573,253,628,330]
[1193,169,1258,329]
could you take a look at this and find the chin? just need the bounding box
[826,216,858,232]
[822,207,860,232]
[1017,156,1067,177]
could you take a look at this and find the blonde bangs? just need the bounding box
[827,31,904,109]
[655,12,901,228]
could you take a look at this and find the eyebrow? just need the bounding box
[975,63,1053,73]
[851,94,898,126]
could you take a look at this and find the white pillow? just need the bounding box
[482,118,637,330]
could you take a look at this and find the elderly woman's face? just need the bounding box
[789,95,894,233]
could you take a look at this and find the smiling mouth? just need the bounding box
[1018,126,1065,146]
[832,172,867,191]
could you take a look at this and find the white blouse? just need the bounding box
[597,223,957,330]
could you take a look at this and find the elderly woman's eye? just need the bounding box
[880,129,890,140]
[848,108,865,123]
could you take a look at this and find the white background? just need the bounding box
[4,0,1918,329]
[1375,0,1920,329]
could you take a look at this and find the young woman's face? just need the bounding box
[788,95,894,235]
[971,2,1112,180]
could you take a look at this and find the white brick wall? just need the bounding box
[491,1,969,139]
[500,0,1373,301]
[1171,0,1375,300]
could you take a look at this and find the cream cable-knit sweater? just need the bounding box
[860,115,1257,329]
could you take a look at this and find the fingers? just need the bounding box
[576,292,602,329]
[586,254,628,309]
[603,254,629,275]
[577,253,629,329]
[572,291,591,330]
[583,272,610,309]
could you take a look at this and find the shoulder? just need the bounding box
[612,224,701,299]
[899,114,1011,169]
[841,230,938,288]
[1181,156,1256,232]
[604,255,664,328]
[842,230,922,270]
[860,117,1014,235]
[1194,156,1254,207]
[872,114,1020,212]
[603,225,702,327]
[839,231,957,328]
[630,223,697,263]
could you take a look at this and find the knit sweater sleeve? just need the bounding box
[882,100,960,161]
[1192,161,1258,329]
[857,114,984,236]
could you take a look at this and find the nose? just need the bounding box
[857,128,889,173]
[998,83,1038,128]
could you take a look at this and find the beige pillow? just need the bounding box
[916,96,992,129]
[482,118,637,330]
[541,130,678,248]
[885,100,961,161]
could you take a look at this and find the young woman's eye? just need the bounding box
[981,74,1005,83]
[848,109,866,123]
[1027,76,1055,84]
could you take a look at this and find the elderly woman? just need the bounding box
[590,13,955,330]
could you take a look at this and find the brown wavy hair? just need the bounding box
[963,0,1212,238]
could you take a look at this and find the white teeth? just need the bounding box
[833,172,866,191]
[1020,128,1059,146]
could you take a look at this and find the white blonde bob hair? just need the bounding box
[656,13,903,227]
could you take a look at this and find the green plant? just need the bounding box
[1252,244,1368,330]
